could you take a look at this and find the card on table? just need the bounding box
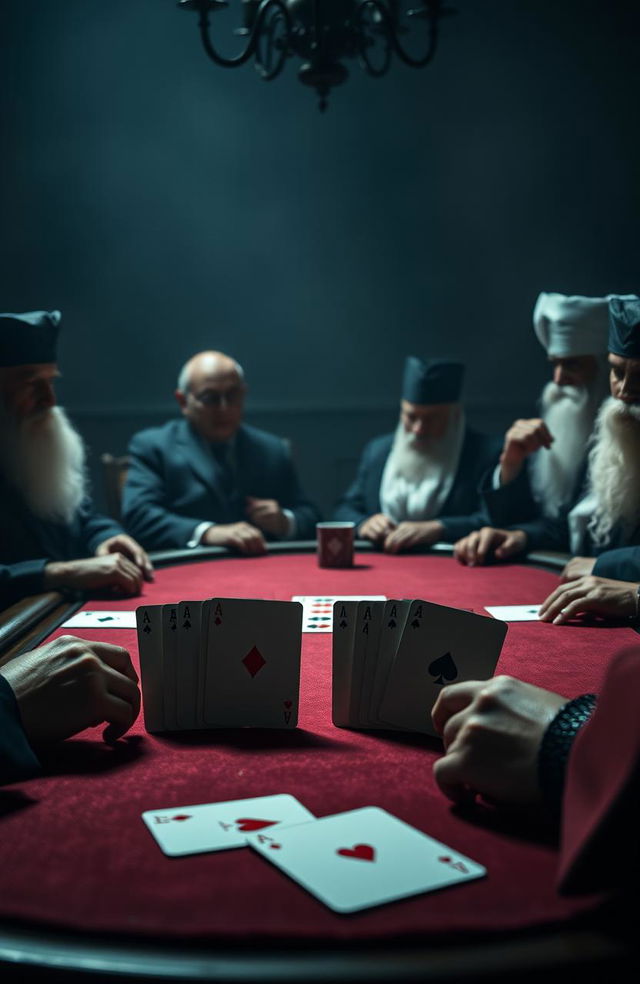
[62,610,137,628]
[379,600,508,736]
[292,596,386,633]
[203,598,302,728]
[485,604,541,621]
[247,806,486,913]
[142,793,315,857]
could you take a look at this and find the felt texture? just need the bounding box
[0,553,633,941]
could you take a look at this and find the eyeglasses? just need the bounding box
[190,387,244,408]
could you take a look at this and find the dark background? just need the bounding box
[1,1,639,518]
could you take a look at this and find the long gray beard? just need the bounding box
[529,380,603,518]
[385,411,462,485]
[0,405,87,524]
[587,397,640,546]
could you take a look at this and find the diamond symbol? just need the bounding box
[242,645,266,678]
[172,814,192,822]
[327,536,343,556]
[214,617,222,626]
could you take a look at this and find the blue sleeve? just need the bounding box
[0,675,40,784]
[0,560,48,610]
[593,547,640,581]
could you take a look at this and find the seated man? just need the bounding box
[333,357,501,553]
[455,294,640,569]
[431,647,640,899]
[0,635,140,784]
[122,351,321,553]
[0,311,153,609]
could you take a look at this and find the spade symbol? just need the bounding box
[428,652,458,686]
[339,620,347,628]
[143,624,151,634]
[388,618,397,628]
[183,620,191,629]
[411,619,420,629]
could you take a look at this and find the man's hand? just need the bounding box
[0,636,140,746]
[453,527,527,566]
[431,676,567,806]
[358,513,396,543]
[43,554,144,596]
[383,520,444,554]
[202,522,266,555]
[538,576,639,625]
[499,418,554,485]
[96,534,154,581]
[561,556,596,582]
[244,497,289,538]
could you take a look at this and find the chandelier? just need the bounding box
[179,0,454,111]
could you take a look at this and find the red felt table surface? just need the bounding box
[1,552,635,942]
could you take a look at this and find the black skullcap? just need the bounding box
[401,356,465,405]
[0,310,61,367]
[608,296,640,359]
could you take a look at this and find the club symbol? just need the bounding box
[143,625,151,634]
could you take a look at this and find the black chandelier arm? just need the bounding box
[254,6,290,81]
[355,0,440,70]
[191,0,292,70]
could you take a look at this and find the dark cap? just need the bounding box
[0,310,61,367]
[608,296,640,360]
[402,356,465,405]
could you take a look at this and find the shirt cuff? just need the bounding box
[492,463,502,490]
[282,509,297,540]
[186,522,214,549]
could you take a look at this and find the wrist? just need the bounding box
[43,561,70,589]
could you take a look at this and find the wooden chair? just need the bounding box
[100,453,130,522]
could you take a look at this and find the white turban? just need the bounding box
[533,292,610,358]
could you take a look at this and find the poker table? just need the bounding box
[0,542,638,982]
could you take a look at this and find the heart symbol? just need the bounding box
[284,700,292,708]
[337,844,375,862]
[235,818,277,832]
[438,855,451,863]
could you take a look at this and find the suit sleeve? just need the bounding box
[333,444,376,527]
[76,498,127,556]
[480,462,540,529]
[438,510,491,543]
[0,560,48,610]
[122,434,210,550]
[593,547,640,581]
[557,647,640,897]
[0,675,40,784]
[276,447,322,540]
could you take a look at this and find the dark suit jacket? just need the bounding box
[482,461,640,559]
[0,675,40,785]
[558,647,640,898]
[122,420,321,550]
[0,482,122,609]
[333,427,502,542]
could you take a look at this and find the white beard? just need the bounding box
[529,381,601,518]
[379,410,465,523]
[587,397,640,547]
[0,405,87,524]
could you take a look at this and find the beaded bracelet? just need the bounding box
[538,694,597,816]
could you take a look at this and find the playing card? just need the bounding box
[203,599,302,728]
[369,600,411,728]
[379,600,508,736]
[161,604,179,730]
[292,596,386,633]
[353,600,384,727]
[142,793,314,857]
[136,604,164,733]
[331,601,359,727]
[485,604,541,621]
[61,610,137,629]
[247,806,486,913]
[175,601,202,729]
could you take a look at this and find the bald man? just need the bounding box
[122,351,321,552]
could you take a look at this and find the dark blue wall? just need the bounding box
[1,1,639,515]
